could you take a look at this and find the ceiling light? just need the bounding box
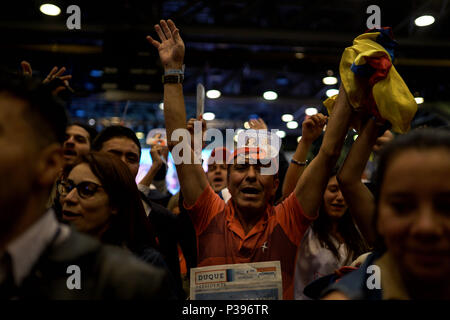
[415,97,424,104]
[203,112,215,121]
[281,114,294,122]
[276,130,286,138]
[297,136,302,142]
[136,132,145,140]
[287,121,299,129]
[40,3,61,16]
[322,76,338,85]
[88,118,96,126]
[414,15,435,27]
[244,121,250,129]
[305,107,318,116]
[326,89,339,97]
[206,90,221,99]
[263,91,278,101]
[158,102,164,110]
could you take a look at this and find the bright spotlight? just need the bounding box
[305,107,318,116]
[414,15,435,27]
[203,112,216,121]
[322,76,338,85]
[206,90,221,99]
[40,3,61,16]
[276,130,286,138]
[287,121,299,129]
[281,114,294,122]
[326,89,339,97]
[263,91,278,101]
[415,97,424,104]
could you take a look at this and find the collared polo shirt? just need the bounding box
[184,185,316,299]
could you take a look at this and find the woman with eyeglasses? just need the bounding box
[58,152,161,263]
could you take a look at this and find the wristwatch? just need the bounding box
[162,74,184,84]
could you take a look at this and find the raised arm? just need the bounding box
[147,19,208,206]
[282,113,327,197]
[337,119,392,245]
[139,143,168,187]
[21,61,73,95]
[294,86,353,218]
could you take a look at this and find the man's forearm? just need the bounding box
[282,139,312,197]
[164,83,187,149]
[338,119,379,185]
[139,162,163,187]
[318,86,352,159]
[295,86,352,217]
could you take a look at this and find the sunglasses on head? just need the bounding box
[57,179,103,199]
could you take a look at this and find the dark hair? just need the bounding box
[68,122,98,144]
[63,152,157,251]
[92,125,141,157]
[312,168,369,261]
[0,73,68,146]
[371,128,450,252]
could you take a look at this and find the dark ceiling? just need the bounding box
[1,0,449,149]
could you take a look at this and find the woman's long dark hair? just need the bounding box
[63,152,157,252]
[312,169,369,262]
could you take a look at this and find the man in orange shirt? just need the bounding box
[147,19,353,299]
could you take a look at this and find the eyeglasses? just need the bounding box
[57,180,103,199]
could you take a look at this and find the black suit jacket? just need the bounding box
[15,229,175,300]
[140,193,197,300]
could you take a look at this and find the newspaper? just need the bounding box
[190,261,283,300]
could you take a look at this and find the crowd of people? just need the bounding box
[0,19,449,300]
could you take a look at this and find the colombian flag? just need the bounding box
[324,28,417,133]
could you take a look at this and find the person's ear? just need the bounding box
[35,143,63,187]
[271,177,280,197]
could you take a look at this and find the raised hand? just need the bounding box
[20,61,73,95]
[21,61,33,77]
[373,129,393,153]
[146,19,185,70]
[150,143,168,167]
[249,118,268,130]
[187,115,207,150]
[301,113,327,144]
[43,66,72,84]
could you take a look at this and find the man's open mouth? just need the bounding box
[63,149,77,157]
[240,187,261,195]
